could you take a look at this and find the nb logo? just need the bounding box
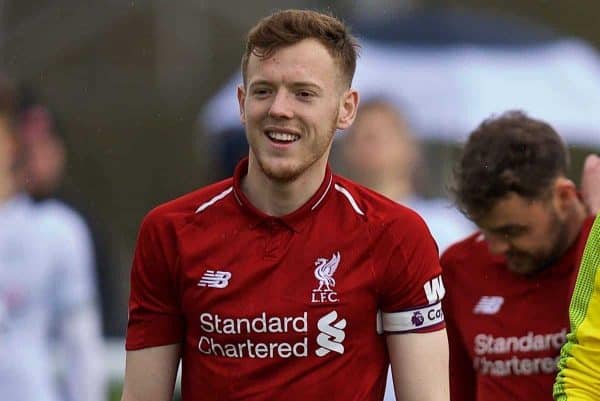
[316,310,346,356]
[424,276,445,305]
[197,270,232,288]
[473,296,504,315]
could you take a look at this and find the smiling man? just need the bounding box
[121,9,449,401]
[442,111,597,401]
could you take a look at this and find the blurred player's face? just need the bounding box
[22,135,65,198]
[238,39,357,182]
[20,107,66,198]
[476,192,569,275]
[343,106,416,183]
[0,117,16,176]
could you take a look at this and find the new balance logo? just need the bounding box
[198,270,231,288]
[316,310,346,356]
[473,296,504,314]
[424,276,445,305]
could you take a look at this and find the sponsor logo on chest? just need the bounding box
[195,251,350,360]
[197,309,348,359]
[472,328,567,377]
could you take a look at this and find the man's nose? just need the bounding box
[268,90,294,119]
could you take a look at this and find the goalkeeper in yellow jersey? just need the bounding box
[554,154,600,400]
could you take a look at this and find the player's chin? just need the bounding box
[506,259,538,275]
[261,158,304,182]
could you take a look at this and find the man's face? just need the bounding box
[238,38,357,181]
[475,192,569,275]
[0,117,15,176]
[343,106,416,182]
[20,107,65,198]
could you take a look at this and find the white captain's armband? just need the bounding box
[378,302,444,334]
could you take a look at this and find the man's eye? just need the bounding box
[297,91,314,98]
[253,88,270,96]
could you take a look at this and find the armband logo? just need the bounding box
[411,311,425,327]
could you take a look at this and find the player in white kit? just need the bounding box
[0,75,104,401]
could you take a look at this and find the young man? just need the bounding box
[443,111,597,401]
[0,76,104,401]
[340,98,473,253]
[122,9,449,401]
[18,99,119,336]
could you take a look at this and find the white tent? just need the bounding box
[202,38,600,147]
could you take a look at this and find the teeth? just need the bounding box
[267,131,299,142]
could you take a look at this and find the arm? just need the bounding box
[581,154,600,215]
[45,205,106,401]
[121,344,181,401]
[61,304,105,401]
[387,330,449,401]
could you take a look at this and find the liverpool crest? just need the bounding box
[312,252,340,303]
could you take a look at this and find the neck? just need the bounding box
[242,156,328,217]
[359,174,413,202]
[0,173,16,204]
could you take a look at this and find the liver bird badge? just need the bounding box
[314,252,341,292]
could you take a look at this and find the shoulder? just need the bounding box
[333,175,424,228]
[573,214,599,266]
[582,214,598,239]
[140,178,235,236]
[408,197,475,250]
[440,232,487,276]
[34,199,92,242]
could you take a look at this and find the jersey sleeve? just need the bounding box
[377,210,445,334]
[126,210,184,350]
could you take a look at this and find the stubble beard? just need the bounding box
[256,113,339,183]
[508,210,570,275]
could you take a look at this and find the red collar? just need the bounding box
[232,158,334,232]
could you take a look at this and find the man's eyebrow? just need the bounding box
[289,81,322,90]
[248,80,323,90]
[247,80,273,89]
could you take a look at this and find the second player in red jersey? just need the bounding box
[444,111,594,401]
[443,218,593,401]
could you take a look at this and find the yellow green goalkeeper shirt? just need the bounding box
[554,214,600,400]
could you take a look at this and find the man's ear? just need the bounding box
[336,89,359,131]
[553,176,578,216]
[237,85,246,126]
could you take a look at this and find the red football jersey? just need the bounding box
[126,158,445,401]
[442,217,594,401]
